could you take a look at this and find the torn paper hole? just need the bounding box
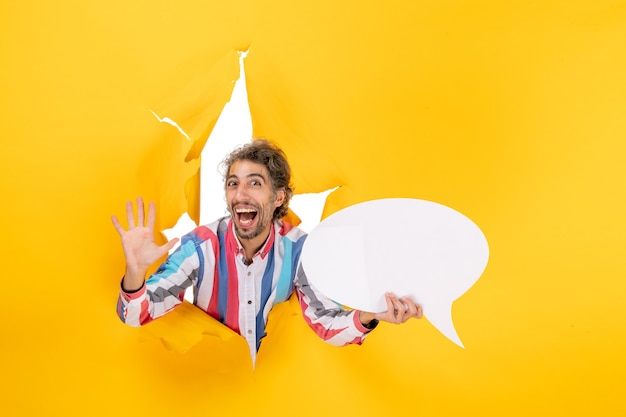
[289,186,339,233]
[199,50,252,225]
[159,50,335,304]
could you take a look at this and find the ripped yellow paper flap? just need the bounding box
[142,301,239,354]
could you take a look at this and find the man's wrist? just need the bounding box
[359,311,376,325]
[359,311,379,330]
[122,268,147,292]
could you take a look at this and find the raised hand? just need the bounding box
[111,197,179,291]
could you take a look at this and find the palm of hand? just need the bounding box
[111,197,179,276]
[121,226,167,271]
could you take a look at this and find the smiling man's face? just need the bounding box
[226,160,285,241]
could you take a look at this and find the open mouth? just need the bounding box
[235,207,258,227]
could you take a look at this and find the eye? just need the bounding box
[250,180,262,186]
[226,180,238,187]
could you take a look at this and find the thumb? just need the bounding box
[162,237,180,253]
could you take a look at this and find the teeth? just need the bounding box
[235,208,257,213]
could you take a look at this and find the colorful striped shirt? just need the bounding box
[116,217,373,362]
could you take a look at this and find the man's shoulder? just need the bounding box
[188,216,230,242]
[275,219,307,242]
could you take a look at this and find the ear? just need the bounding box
[274,188,286,207]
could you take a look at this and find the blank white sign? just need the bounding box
[301,198,489,348]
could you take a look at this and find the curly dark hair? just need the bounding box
[221,139,294,221]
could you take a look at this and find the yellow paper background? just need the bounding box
[1,1,625,415]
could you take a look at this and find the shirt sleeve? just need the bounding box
[116,237,201,327]
[294,264,373,346]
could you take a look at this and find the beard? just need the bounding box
[230,194,276,241]
[233,216,267,240]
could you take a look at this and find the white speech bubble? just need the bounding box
[301,198,489,348]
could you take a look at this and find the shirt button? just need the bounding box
[247,300,252,305]
[247,271,251,276]
[247,329,252,335]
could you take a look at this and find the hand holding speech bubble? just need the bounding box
[300,198,489,348]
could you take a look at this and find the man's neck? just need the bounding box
[238,226,272,264]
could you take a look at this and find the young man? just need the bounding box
[112,139,422,362]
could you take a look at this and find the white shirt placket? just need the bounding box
[239,255,259,363]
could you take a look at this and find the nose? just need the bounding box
[234,183,248,200]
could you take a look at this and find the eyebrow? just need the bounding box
[227,172,267,182]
